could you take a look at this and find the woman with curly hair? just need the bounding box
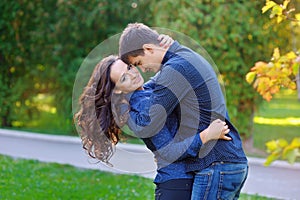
[74,54,231,200]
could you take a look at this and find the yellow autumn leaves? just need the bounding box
[246,48,299,101]
[246,0,300,101]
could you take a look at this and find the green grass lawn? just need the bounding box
[252,89,300,155]
[0,155,275,200]
[0,155,154,200]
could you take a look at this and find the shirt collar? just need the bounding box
[161,41,180,65]
[124,89,152,101]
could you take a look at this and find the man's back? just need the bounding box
[154,41,247,172]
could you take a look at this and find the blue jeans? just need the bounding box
[191,162,248,200]
[155,179,193,200]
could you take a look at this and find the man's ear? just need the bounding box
[142,44,155,53]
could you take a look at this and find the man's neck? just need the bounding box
[156,46,168,64]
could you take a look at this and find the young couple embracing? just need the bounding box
[75,23,248,200]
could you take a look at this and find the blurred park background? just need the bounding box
[1,0,300,199]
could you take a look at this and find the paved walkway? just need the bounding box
[1,129,300,200]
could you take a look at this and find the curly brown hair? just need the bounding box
[74,55,128,165]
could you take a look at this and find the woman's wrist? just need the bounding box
[199,128,208,144]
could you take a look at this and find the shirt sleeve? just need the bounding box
[153,134,203,163]
[127,86,204,161]
[143,73,159,90]
[128,106,204,162]
[128,64,191,138]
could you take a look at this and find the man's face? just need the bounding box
[128,48,162,73]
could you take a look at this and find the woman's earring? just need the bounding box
[113,89,122,94]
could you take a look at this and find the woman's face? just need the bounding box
[110,59,144,93]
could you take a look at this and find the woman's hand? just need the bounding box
[200,119,231,144]
[158,34,174,48]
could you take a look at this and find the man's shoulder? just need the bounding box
[163,51,197,73]
[165,53,187,65]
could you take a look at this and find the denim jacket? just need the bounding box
[127,86,200,183]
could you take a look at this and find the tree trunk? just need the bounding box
[1,110,12,127]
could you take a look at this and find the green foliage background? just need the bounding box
[0,0,292,140]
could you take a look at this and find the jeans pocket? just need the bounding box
[192,170,213,200]
[218,166,248,200]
